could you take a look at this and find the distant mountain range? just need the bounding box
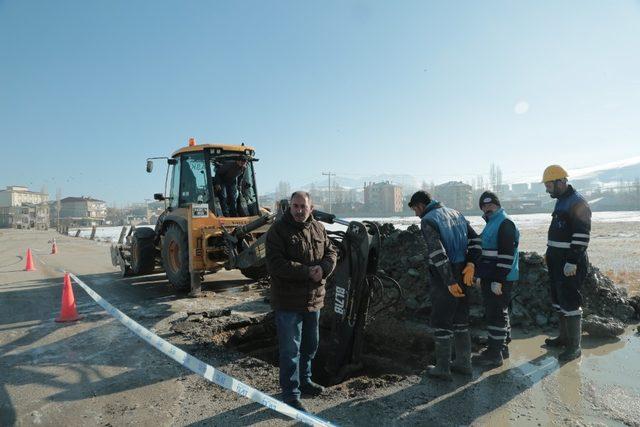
[570,156,640,183]
[262,156,640,198]
[302,156,640,191]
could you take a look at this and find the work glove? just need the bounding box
[563,262,577,277]
[448,283,465,298]
[462,262,475,286]
[490,282,502,295]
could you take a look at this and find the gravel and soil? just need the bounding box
[1,220,639,426]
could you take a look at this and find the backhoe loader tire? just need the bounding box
[162,224,190,292]
[240,265,269,282]
[131,228,156,275]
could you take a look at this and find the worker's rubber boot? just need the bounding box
[451,331,472,375]
[427,337,453,381]
[300,381,324,397]
[544,316,567,347]
[501,345,510,359]
[502,329,511,358]
[558,315,582,362]
[472,340,503,368]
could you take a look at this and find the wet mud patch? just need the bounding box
[171,309,424,386]
[171,309,278,361]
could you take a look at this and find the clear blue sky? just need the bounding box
[1,1,639,204]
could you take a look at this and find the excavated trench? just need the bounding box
[170,306,423,386]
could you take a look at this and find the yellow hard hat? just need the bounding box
[542,165,568,183]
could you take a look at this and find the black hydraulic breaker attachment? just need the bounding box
[313,210,402,385]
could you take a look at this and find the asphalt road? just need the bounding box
[2,229,639,427]
[0,229,284,426]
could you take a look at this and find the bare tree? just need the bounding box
[489,163,496,190]
[276,181,291,201]
[56,188,61,230]
[489,163,503,190]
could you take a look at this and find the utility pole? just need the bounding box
[56,188,61,231]
[322,172,336,213]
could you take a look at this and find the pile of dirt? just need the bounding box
[376,223,639,329]
[582,315,626,337]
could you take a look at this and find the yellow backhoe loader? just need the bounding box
[110,138,278,295]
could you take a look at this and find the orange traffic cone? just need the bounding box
[55,273,82,322]
[51,240,58,255]
[25,248,36,271]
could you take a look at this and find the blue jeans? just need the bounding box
[275,310,320,401]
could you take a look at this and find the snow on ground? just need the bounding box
[68,225,154,241]
[68,211,640,241]
[324,211,640,233]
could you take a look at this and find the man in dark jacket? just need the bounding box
[213,158,247,216]
[265,191,338,411]
[409,191,481,380]
[542,165,591,361]
[472,191,519,368]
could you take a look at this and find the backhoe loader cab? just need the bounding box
[161,143,260,217]
[110,139,275,295]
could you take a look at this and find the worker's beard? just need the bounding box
[293,212,309,222]
[482,210,496,222]
[547,183,560,199]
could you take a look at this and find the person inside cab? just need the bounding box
[213,157,248,217]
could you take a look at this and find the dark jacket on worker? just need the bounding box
[419,200,481,287]
[266,210,338,312]
[547,185,591,263]
[476,208,520,282]
[213,161,245,186]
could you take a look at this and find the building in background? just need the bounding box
[529,182,547,195]
[0,203,50,230]
[495,184,510,195]
[0,186,48,207]
[364,181,403,214]
[58,196,107,227]
[434,181,473,212]
[0,186,50,229]
[511,183,530,195]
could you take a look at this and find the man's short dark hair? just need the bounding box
[409,190,431,208]
[291,191,312,203]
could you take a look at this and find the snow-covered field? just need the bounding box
[69,211,640,241]
[323,210,640,233]
[68,225,154,241]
